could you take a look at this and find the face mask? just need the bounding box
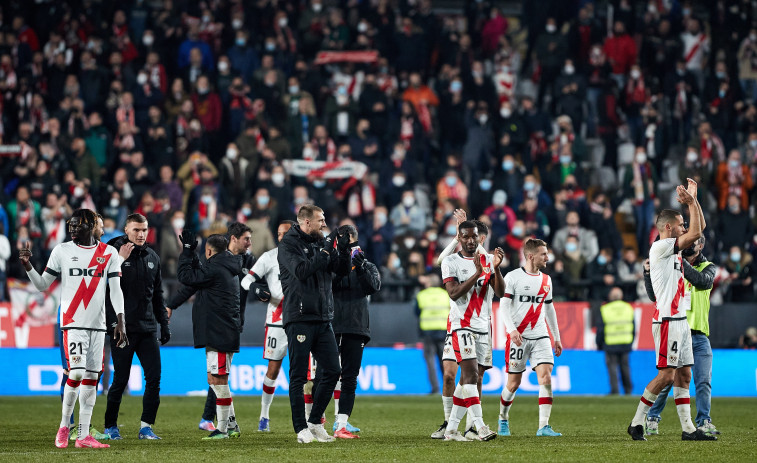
[201,195,212,204]
[288,85,299,94]
[74,187,84,197]
[427,233,438,241]
[278,17,288,27]
[683,7,691,15]
[524,181,535,191]
[730,252,741,262]
[716,72,725,80]
[450,81,462,92]
[511,226,524,237]
[303,147,315,159]
[143,35,154,46]
[564,65,575,75]
[750,139,757,148]
[565,242,578,252]
[597,255,607,265]
[503,160,514,171]
[241,207,252,216]
[376,213,387,226]
[546,24,556,33]
[272,173,285,185]
[630,69,641,80]
[479,179,492,191]
[110,198,119,208]
[729,204,739,213]
[358,22,368,33]
[172,218,185,229]
[198,87,209,95]
[493,191,506,206]
[226,148,238,160]
[559,154,571,165]
[445,176,457,187]
[313,3,322,12]
[500,108,511,118]
[478,114,488,124]
[391,257,401,269]
[729,159,740,169]
[392,176,406,187]
[677,68,685,76]
[232,19,243,29]
[636,153,647,164]
[447,224,457,236]
[751,34,757,42]
[404,238,416,249]
[719,89,726,98]
[202,15,210,23]
[257,196,270,206]
[547,252,555,262]
[218,61,229,72]
[686,152,698,162]
[104,227,115,234]
[137,74,148,85]
[266,42,276,51]
[313,179,327,188]
[402,196,415,208]
[236,37,246,46]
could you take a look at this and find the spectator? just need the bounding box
[664,59,698,145]
[717,194,754,256]
[560,234,588,300]
[738,28,757,103]
[617,247,645,301]
[587,192,623,255]
[178,25,214,71]
[714,150,753,212]
[552,211,599,263]
[218,142,254,213]
[622,146,658,257]
[0,223,10,300]
[553,60,587,131]
[680,17,709,91]
[160,209,185,279]
[722,246,755,302]
[596,287,634,395]
[390,190,427,237]
[586,248,619,301]
[740,326,757,349]
[534,17,568,108]
[603,21,637,88]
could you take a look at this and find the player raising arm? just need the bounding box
[498,238,562,437]
[627,179,716,442]
[20,209,127,449]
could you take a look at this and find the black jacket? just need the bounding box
[332,260,381,341]
[644,253,716,301]
[167,252,254,331]
[177,249,243,353]
[105,235,167,334]
[277,225,351,327]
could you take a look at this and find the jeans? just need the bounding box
[422,331,446,393]
[647,334,713,426]
[604,351,632,394]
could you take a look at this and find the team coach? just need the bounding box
[278,204,351,443]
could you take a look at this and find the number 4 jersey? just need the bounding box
[503,267,555,339]
[45,241,122,331]
[441,252,495,334]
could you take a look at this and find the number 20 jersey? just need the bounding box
[45,241,122,331]
[503,267,554,339]
[441,252,494,334]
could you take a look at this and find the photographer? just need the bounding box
[277,205,351,443]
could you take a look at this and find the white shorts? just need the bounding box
[63,329,105,375]
[506,336,554,374]
[206,348,234,375]
[447,329,492,368]
[653,318,694,369]
[264,325,288,361]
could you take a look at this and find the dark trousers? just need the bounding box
[104,331,162,427]
[286,321,341,433]
[333,333,365,417]
[422,331,446,393]
[203,386,216,421]
[604,350,632,395]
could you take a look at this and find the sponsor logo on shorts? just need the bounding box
[461,269,469,275]
[71,355,81,364]
[464,347,472,355]
[669,354,678,363]
[297,335,306,343]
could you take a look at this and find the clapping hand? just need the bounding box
[179,229,197,250]
[18,241,32,269]
[353,251,367,270]
[337,231,351,251]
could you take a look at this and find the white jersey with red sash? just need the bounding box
[441,252,494,334]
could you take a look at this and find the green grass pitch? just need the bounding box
[0,395,755,462]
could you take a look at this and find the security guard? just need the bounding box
[643,236,720,436]
[596,287,635,395]
[103,213,169,440]
[415,273,450,394]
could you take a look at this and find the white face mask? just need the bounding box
[172,218,185,229]
[358,22,368,33]
[392,176,406,187]
[636,153,647,164]
[218,61,229,72]
[402,196,415,208]
[478,114,488,124]
[226,148,238,160]
[137,74,148,85]
[312,3,322,12]
[546,24,556,33]
[143,35,154,46]
[278,17,288,27]
[110,198,120,208]
[73,186,84,197]
[631,69,641,80]
[564,65,575,75]
[272,172,285,185]
[686,152,698,163]
[232,19,243,29]
[500,108,511,118]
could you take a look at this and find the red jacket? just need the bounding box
[192,92,223,132]
[603,34,637,75]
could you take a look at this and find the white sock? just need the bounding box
[60,381,79,428]
[499,387,516,421]
[211,384,232,433]
[304,394,313,420]
[631,388,659,426]
[442,396,453,421]
[334,380,341,418]
[445,384,468,433]
[464,384,485,430]
[538,384,553,429]
[673,387,696,433]
[260,376,276,419]
[140,421,151,429]
[336,413,349,431]
[77,383,97,440]
[465,408,473,431]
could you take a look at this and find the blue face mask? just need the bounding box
[719,89,726,98]
[511,226,523,237]
[559,155,571,165]
[257,196,270,206]
[236,38,246,47]
[597,255,607,265]
[447,224,457,236]
[479,179,493,191]
[524,182,535,191]
[445,176,456,187]
[502,160,514,171]
[730,252,741,262]
[729,159,740,169]
[450,81,462,92]
[565,242,578,252]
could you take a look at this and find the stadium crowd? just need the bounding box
[0,0,756,304]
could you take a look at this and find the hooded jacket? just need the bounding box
[277,224,351,327]
[177,248,243,352]
[332,257,381,341]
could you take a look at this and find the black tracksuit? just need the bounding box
[166,251,253,421]
[104,236,167,428]
[277,225,350,433]
[327,258,381,418]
